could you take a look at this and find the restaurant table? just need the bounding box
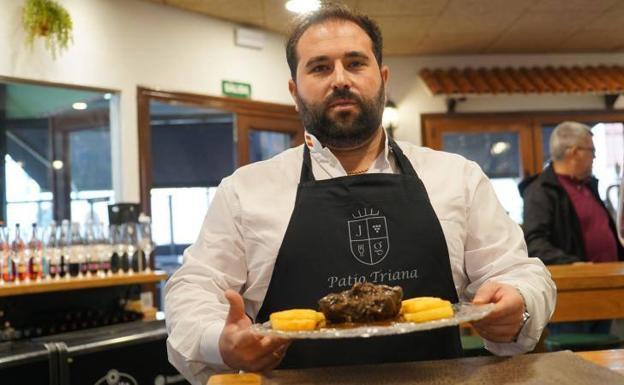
[548,261,624,322]
[207,350,624,385]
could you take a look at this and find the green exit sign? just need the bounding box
[222,80,251,99]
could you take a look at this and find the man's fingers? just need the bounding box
[246,346,288,372]
[472,281,500,305]
[224,289,248,325]
[473,323,518,342]
[229,328,262,350]
[471,282,526,343]
[236,339,291,372]
[473,282,524,320]
[480,300,518,322]
[232,333,289,358]
[258,336,291,352]
[473,318,519,332]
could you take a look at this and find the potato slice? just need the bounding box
[270,309,324,321]
[271,318,319,331]
[401,297,450,314]
[269,309,325,331]
[402,305,454,323]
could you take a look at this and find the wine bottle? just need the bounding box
[28,223,43,281]
[13,224,28,282]
[46,222,60,279]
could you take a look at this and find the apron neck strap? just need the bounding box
[388,137,417,176]
[301,144,316,182]
[300,136,418,183]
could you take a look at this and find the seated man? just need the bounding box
[520,121,624,334]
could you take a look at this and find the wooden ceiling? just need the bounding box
[143,0,624,55]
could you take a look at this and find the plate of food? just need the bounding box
[250,282,494,339]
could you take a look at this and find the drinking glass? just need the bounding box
[138,221,155,273]
[122,223,138,274]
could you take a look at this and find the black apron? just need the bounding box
[255,139,462,368]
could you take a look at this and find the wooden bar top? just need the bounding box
[548,262,624,290]
[0,270,168,297]
[577,349,624,376]
[207,350,624,385]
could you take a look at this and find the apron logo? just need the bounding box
[347,208,390,265]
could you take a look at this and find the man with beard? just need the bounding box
[165,4,555,384]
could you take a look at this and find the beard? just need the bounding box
[296,84,385,148]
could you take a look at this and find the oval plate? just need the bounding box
[250,302,494,339]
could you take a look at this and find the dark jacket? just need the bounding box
[518,164,624,265]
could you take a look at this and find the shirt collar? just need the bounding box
[303,129,392,171]
[554,171,589,186]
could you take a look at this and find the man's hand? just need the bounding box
[471,282,526,343]
[218,290,291,372]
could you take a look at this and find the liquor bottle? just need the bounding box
[0,225,14,283]
[12,224,28,282]
[69,223,86,278]
[28,223,43,281]
[46,222,60,279]
[58,220,70,279]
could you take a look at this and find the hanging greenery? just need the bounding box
[22,0,73,59]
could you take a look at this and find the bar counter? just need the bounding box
[208,350,624,385]
[548,261,624,322]
[0,270,168,297]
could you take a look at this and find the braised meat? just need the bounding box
[318,282,403,323]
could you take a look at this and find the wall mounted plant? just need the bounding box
[22,0,73,59]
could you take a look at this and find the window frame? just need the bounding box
[422,110,624,177]
[137,87,303,216]
[0,76,117,223]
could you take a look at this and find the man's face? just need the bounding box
[573,135,595,179]
[288,20,389,148]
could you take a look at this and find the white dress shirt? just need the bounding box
[165,133,556,385]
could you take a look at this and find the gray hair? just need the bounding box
[549,121,593,161]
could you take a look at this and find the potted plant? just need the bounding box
[22,0,73,58]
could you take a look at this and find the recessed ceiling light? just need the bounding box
[285,0,320,14]
[72,102,87,110]
[103,93,112,100]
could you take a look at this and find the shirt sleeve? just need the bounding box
[461,162,556,355]
[165,177,246,383]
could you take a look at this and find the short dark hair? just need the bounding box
[285,3,383,81]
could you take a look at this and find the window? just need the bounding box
[137,88,303,279]
[423,116,533,223]
[422,112,624,224]
[1,80,115,228]
[146,100,236,257]
[592,123,623,207]
[249,129,292,163]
